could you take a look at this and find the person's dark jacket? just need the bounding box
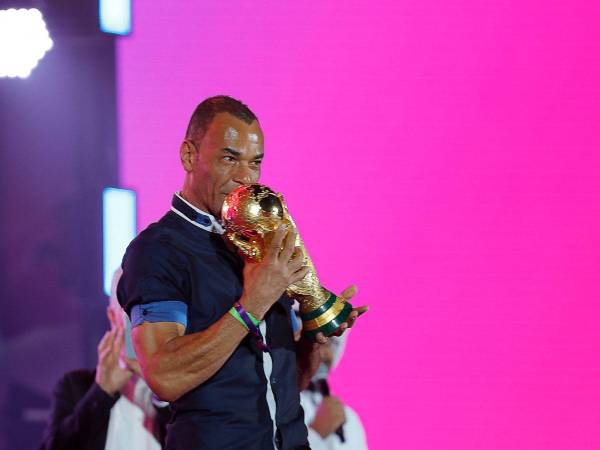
[39,369,169,450]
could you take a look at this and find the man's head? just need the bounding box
[180,96,264,217]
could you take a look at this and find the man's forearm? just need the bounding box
[136,312,249,402]
[296,337,321,390]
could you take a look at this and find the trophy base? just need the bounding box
[300,293,353,340]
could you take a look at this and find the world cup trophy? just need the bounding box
[222,184,353,340]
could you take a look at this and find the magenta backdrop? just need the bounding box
[117,2,600,449]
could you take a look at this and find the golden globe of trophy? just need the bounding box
[222,184,353,340]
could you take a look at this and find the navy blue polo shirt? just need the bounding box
[117,194,309,450]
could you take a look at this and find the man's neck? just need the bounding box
[179,188,211,215]
[172,191,226,234]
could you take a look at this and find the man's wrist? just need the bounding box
[95,371,121,397]
[238,295,268,321]
[228,305,261,329]
[94,378,119,397]
[230,301,270,352]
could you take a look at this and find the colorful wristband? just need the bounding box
[231,302,270,352]
[228,307,261,329]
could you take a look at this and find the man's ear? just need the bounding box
[180,140,196,172]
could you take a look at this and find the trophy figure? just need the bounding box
[222,184,353,339]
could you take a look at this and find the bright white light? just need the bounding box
[0,8,53,79]
[103,188,137,296]
[99,0,131,35]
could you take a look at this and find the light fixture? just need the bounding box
[0,8,53,78]
[99,0,131,35]
[103,187,137,296]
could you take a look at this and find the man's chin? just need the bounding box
[212,197,227,217]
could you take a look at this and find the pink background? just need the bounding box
[117,2,600,449]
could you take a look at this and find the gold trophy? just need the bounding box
[222,184,353,340]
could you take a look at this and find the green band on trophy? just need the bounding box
[302,295,348,330]
[301,301,352,339]
[300,293,337,321]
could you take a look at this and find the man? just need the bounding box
[301,335,368,450]
[40,269,169,450]
[117,96,365,449]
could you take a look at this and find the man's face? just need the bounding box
[184,112,264,217]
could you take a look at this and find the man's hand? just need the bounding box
[311,396,347,439]
[241,225,309,319]
[314,285,369,344]
[95,327,133,396]
[297,285,368,387]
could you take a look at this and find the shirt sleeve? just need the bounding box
[117,235,189,328]
[40,371,118,449]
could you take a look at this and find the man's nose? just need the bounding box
[232,163,253,184]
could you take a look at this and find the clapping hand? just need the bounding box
[95,307,139,396]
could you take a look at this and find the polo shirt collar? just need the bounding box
[170,192,225,235]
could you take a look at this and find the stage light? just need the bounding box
[0,8,53,78]
[103,187,137,296]
[99,0,131,35]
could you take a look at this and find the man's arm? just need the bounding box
[132,313,249,401]
[310,396,347,440]
[40,326,134,449]
[132,226,309,402]
[40,371,118,450]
